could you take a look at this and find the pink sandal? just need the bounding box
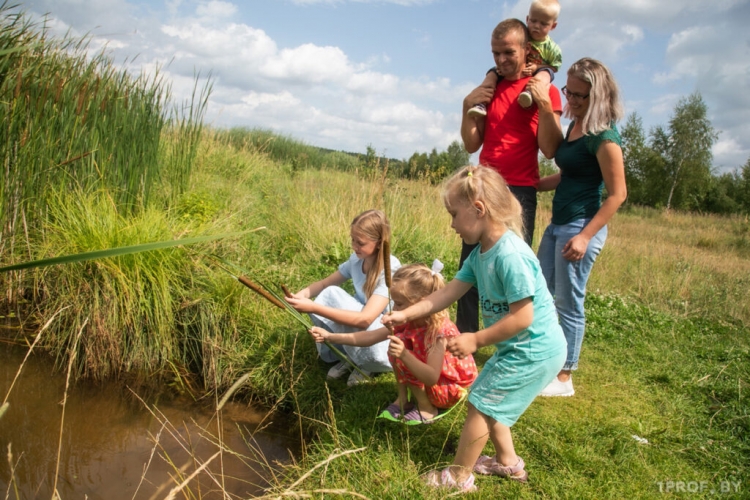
[473,455,528,483]
[423,467,477,492]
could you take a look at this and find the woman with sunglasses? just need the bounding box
[534,57,627,397]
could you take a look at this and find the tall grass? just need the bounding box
[0,2,209,244]
[584,205,750,324]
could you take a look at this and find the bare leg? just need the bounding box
[449,404,491,483]
[409,385,438,419]
[392,382,409,406]
[487,418,520,468]
[557,369,572,382]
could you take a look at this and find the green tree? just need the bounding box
[445,140,470,172]
[739,157,750,213]
[360,144,379,171]
[621,112,662,206]
[650,93,717,211]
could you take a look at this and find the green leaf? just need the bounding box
[0,228,265,273]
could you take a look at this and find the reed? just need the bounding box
[0,3,209,247]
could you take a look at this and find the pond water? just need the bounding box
[0,338,299,499]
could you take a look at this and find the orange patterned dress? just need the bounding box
[390,317,478,409]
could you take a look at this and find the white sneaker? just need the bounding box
[327,360,352,380]
[518,91,533,108]
[467,103,487,117]
[539,377,574,397]
[346,368,372,387]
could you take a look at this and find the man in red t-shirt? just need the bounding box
[457,18,563,333]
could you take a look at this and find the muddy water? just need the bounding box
[0,342,299,499]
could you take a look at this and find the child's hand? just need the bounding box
[522,62,537,76]
[387,335,406,359]
[286,296,315,313]
[308,327,328,343]
[447,333,478,359]
[381,311,407,328]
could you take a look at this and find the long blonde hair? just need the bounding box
[351,209,391,299]
[391,264,447,349]
[442,165,524,238]
[566,57,624,135]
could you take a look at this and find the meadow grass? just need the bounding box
[2,129,748,497]
[179,137,747,498]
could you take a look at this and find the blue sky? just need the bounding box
[18,0,750,172]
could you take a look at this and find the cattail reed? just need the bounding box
[0,3,210,238]
[382,239,391,289]
[281,284,292,297]
[238,276,285,309]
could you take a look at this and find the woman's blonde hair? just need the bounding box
[351,209,391,299]
[442,165,524,238]
[391,263,447,348]
[566,57,624,135]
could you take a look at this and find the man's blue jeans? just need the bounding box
[537,219,607,371]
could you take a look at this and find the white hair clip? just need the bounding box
[431,259,444,278]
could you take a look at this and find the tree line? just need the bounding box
[621,92,750,214]
[228,90,750,216]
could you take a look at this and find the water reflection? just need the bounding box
[0,342,298,499]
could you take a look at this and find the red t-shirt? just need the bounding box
[478,77,562,188]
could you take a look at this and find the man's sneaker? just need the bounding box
[539,377,574,397]
[518,91,533,108]
[467,103,487,117]
[327,360,352,380]
[346,368,372,387]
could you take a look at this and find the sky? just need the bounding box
[15,0,750,173]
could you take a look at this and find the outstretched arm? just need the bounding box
[287,270,390,329]
[382,279,472,328]
[447,298,533,358]
[309,326,391,347]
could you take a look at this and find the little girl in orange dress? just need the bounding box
[311,261,478,423]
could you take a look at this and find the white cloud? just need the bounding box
[288,0,437,5]
[195,1,237,19]
[261,43,355,83]
[559,23,643,63]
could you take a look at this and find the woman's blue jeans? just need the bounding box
[537,219,607,371]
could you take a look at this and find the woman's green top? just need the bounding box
[551,122,621,225]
